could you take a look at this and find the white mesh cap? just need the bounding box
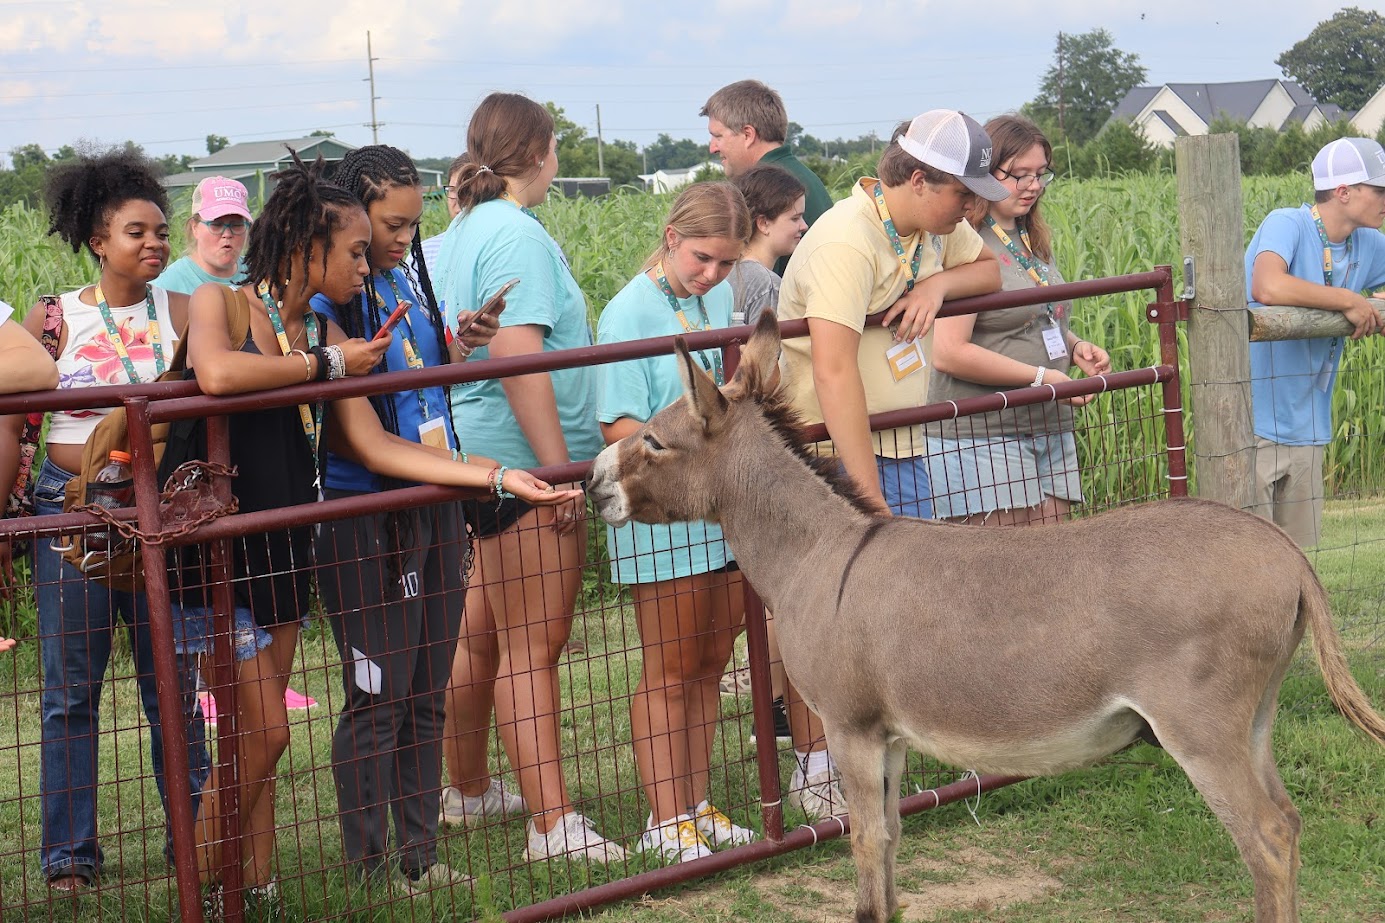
[1312,137,1385,191]
[896,110,1010,202]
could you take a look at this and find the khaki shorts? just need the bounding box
[1252,437,1324,548]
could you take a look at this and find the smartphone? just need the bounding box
[373,300,413,341]
[455,278,520,340]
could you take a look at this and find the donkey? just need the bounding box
[588,312,1385,923]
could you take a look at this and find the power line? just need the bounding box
[0,98,361,124]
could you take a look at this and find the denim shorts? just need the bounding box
[925,431,1082,519]
[168,605,274,662]
[875,455,933,519]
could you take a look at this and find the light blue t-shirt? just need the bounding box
[1246,205,1385,446]
[434,200,601,468]
[596,272,734,584]
[311,267,455,491]
[154,256,243,294]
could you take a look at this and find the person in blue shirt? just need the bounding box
[1246,137,1385,547]
[312,145,510,890]
[597,182,759,863]
[433,92,623,864]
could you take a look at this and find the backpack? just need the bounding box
[59,286,251,592]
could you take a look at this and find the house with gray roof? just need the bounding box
[1111,79,1348,148]
[161,136,444,195]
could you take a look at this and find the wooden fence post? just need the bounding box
[1175,133,1257,511]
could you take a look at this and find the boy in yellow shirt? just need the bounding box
[779,109,1007,517]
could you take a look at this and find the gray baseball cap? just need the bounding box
[1312,137,1385,190]
[896,110,1010,202]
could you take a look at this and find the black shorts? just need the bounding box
[461,496,532,538]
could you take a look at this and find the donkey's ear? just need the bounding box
[727,310,783,400]
[675,337,729,430]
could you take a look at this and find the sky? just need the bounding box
[0,0,1365,168]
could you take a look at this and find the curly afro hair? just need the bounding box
[43,149,170,256]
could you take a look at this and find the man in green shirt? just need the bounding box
[702,80,833,274]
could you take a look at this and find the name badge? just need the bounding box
[418,416,449,450]
[886,338,926,382]
[1041,323,1068,361]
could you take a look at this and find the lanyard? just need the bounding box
[92,284,166,384]
[500,191,540,222]
[654,263,724,385]
[1310,205,1352,289]
[870,182,923,292]
[985,216,1060,325]
[375,273,435,424]
[256,283,324,458]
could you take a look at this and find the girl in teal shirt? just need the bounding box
[596,182,758,863]
[432,92,621,864]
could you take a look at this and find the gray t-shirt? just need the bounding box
[729,260,780,325]
[927,222,1074,440]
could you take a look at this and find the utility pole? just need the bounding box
[365,31,382,144]
[1056,31,1066,140]
[595,104,605,177]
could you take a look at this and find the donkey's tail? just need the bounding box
[1302,571,1385,745]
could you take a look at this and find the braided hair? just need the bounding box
[44,149,169,255]
[328,144,458,448]
[331,144,463,577]
[242,149,363,293]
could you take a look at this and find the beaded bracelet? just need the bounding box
[494,465,516,500]
[325,345,346,380]
[451,448,469,464]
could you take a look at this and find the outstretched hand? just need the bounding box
[503,470,584,507]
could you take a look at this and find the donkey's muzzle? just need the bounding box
[588,445,629,526]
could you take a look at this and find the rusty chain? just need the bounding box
[72,460,240,546]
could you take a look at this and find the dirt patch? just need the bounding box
[747,846,1061,920]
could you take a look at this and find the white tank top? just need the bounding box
[48,286,179,446]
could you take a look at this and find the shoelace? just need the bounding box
[669,820,709,848]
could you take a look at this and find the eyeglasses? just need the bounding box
[200,219,250,237]
[994,168,1056,189]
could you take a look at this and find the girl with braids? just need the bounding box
[182,151,576,898]
[435,91,624,863]
[596,182,757,862]
[311,143,509,887]
[0,150,209,893]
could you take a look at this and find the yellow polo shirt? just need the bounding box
[778,178,984,458]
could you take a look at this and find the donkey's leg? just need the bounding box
[881,738,909,920]
[826,721,890,923]
[1251,676,1301,920]
[1159,722,1299,923]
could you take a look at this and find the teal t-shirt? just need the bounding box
[434,200,602,468]
[154,256,243,294]
[596,272,734,584]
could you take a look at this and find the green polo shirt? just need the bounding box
[759,145,834,275]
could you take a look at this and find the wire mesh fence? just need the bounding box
[0,268,1247,923]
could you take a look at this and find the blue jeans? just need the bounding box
[34,457,210,882]
[875,455,933,519]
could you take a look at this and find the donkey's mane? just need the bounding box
[756,389,882,518]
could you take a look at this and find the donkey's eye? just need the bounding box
[643,434,665,452]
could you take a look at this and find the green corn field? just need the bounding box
[2,171,1381,499]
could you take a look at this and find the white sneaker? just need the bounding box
[396,862,471,896]
[523,812,627,863]
[439,779,527,828]
[694,801,757,848]
[634,813,715,863]
[788,765,847,821]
